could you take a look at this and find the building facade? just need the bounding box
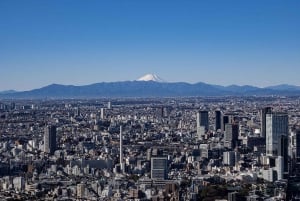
[44,125,57,155]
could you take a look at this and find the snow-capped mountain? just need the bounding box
[137,74,165,82]
[2,75,300,98]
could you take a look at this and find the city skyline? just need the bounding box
[0,96,299,199]
[1,1,300,91]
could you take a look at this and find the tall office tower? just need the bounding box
[266,112,288,156]
[120,126,124,173]
[296,130,300,161]
[197,126,205,140]
[289,129,300,163]
[100,108,105,119]
[224,123,239,149]
[279,134,289,173]
[44,125,57,155]
[261,107,272,138]
[222,115,229,131]
[266,112,289,175]
[107,101,112,109]
[197,111,209,131]
[197,111,209,139]
[75,107,80,116]
[151,157,168,180]
[215,110,222,131]
[276,156,284,180]
[223,151,236,166]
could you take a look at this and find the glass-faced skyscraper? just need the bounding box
[266,112,289,175]
[261,107,272,138]
[151,157,168,180]
[197,111,209,139]
[44,125,57,155]
[224,123,239,149]
[197,111,209,131]
[215,110,222,131]
[266,112,288,156]
[222,115,229,131]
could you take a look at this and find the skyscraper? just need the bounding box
[224,123,239,149]
[222,115,229,132]
[215,110,222,131]
[296,130,300,160]
[276,156,284,180]
[197,111,209,139]
[289,129,300,164]
[44,125,57,155]
[223,151,236,166]
[151,157,168,180]
[279,135,289,173]
[100,108,105,119]
[120,125,124,173]
[197,111,209,131]
[266,112,288,156]
[261,107,272,138]
[266,112,289,176]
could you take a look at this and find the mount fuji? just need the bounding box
[137,74,165,82]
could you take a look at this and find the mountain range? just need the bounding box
[1,74,300,98]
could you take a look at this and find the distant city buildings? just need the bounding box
[0,96,299,200]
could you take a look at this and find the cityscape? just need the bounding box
[0,95,299,200]
[1,1,300,201]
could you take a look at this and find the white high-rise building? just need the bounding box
[276,156,284,180]
[100,108,105,119]
[107,101,112,109]
[120,126,124,173]
[13,177,25,192]
[197,126,205,140]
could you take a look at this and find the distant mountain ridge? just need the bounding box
[265,84,300,91]
[0,90,17,94]
[1,81,300,99]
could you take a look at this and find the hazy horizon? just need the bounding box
[3,74,300,92]
[1,1,300,91]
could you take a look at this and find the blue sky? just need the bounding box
[0,0,300,91]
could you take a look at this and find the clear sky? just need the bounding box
[0,0,300,91]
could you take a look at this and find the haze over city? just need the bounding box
[1,1,300,91]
